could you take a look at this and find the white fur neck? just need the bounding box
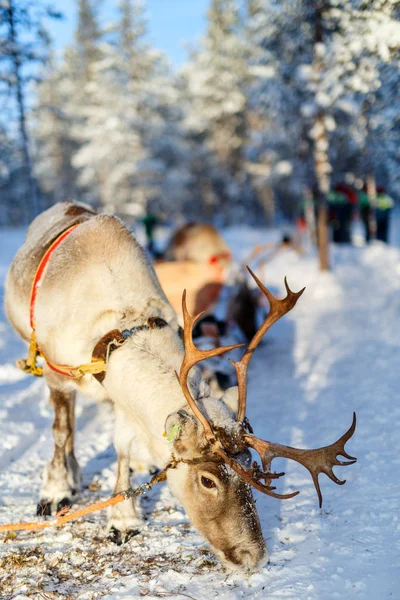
[102,325,238,467]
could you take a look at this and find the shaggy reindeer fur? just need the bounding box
[5,202,266,571]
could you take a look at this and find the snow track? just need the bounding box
[0,228,399,599]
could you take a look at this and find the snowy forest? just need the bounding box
[1,2,400,599]
[1,0,399,231]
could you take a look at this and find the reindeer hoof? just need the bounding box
[37,500,52,516]
[36,497,72,517]
[56,497,71,513]
[108,526,140,545]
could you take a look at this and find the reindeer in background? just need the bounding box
[155,222,260,394]
[156,222,259,342]
[5,202,356,571]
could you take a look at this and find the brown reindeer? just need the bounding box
[5,202,356,571]
[156,222,259,342]
[165,222,232,266]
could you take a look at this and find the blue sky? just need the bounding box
[47,0,210,66]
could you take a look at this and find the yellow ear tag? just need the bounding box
[165,424,182,442]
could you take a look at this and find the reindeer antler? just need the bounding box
[176,274,357,507]
[176,290,244,442]
[176,289,298,501]
[230,267,305,423]
[245,412,357,508]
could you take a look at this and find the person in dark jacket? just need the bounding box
[328,183,357,243]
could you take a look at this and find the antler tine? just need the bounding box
[215,445,300,501]
[245,413,357,508]
[231,268,305,424]
[176,290,244,442]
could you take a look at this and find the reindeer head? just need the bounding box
[165,396,266,571]
[164,268,357,572]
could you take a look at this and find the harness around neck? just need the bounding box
[17,224,168,382]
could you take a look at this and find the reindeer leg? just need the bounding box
[108,453,142,544]
[37,387,80,516]
[65,394,82,495]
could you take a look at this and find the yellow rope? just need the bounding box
[16,332,43,377]
[16,331,107,380]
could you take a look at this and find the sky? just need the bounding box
[47,0,210,67]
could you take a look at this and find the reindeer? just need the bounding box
[164,222,232,266]
[5,202,356,571]
[157,222,259,343]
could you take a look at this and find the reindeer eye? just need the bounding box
[201,476,216,489]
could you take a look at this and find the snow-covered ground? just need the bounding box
[0,225,399,599]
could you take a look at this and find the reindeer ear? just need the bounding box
[164,410,201,457]
[165,410,197,442]
[221,386,239,418]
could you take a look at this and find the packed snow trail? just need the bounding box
[0,227,399,599]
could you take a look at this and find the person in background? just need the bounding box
[358,184,394,244]
[141,212,158,254]
[328,183,356,243]
[375,186,394,243]
[358,186,373,243]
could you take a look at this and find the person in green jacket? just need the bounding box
[141,212,158,254]
[358,189,372,243]
[328,185,354,243]
[375,186,394,243]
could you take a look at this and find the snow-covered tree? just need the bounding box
[32,0,104,207]
[0,0,61,221]
[311,0,400,248]
[0,125,23,225]
[246,0,400,267]
[246,0,314,219]
[29,0,399,235]
[184,0,255,223]
[71,0,191,217]
[74,0,103,82]
[33,52,82,205]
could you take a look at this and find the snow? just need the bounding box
[0,225,399,599]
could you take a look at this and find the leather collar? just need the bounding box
[91,316,168,383]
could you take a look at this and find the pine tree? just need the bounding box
[33,52,82,205]
[246,0,313,221]
[184,0,253,223]
[72,0,190,217]
[0,125,22,225]
[32,0,103,207]
[74,0,103,82]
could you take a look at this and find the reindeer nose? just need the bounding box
[227,544,267,571]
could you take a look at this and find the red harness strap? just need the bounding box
[18,223,123,381]
[30,225,79,330]
[18,224,163,381]
[208,251,231,266]
[17,225,82,378]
